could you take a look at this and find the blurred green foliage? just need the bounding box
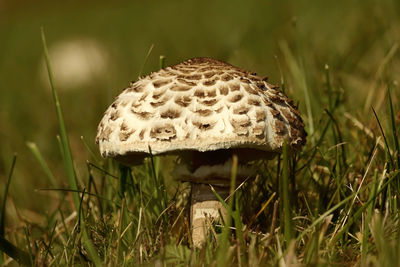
[0,0,399,213]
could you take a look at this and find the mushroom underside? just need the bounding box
[115,147,277,169]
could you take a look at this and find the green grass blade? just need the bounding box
[40,27,101,266]
[82,223,101,265]
[361,169,379,264]
[26,142,58,188]
[138,44,154,78]
[0,154,16,237]
[80,136,101,163]
[273,55,285,93]
[159,55,166,69]
[56,135,64,159]
[280,41,314,143]
[24,225,34,266]
[325,64,333,112]
[118,164,129,199]
[0,235,32,266]
[0,155,17,265]
[36,188,119,206]
[325,109,347,168]
[297,117,332,172]
[387,87,400,169]
[233,189,246,264]
[148,147,168,226]
[116,198,126,265]
[372,107,394,168]
[87,161,119,179]
[44,220,57,262]
[330,170,399,245]
[40,28,79,208]
[282,140,293,244]
[77,188,86,234]
[216,155,238,267]
[86,163,104,217]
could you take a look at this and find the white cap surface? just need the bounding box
[96,58,306,159]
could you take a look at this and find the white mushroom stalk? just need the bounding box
[96,57,306,247]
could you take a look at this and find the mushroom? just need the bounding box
[96,57,306,247]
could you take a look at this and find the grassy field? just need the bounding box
[1,0,400,265]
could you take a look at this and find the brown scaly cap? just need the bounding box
[96,57,306,158]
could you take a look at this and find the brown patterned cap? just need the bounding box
[96,57,306,159]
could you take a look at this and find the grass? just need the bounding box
[1,0,400,266]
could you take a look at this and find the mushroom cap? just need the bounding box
[96,57,306,161]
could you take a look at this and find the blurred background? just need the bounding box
[0,0,399,214]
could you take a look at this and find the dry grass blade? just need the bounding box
[339,137,379,229]
[344,112,386,151]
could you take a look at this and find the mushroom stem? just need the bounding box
[190,183,230,247]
